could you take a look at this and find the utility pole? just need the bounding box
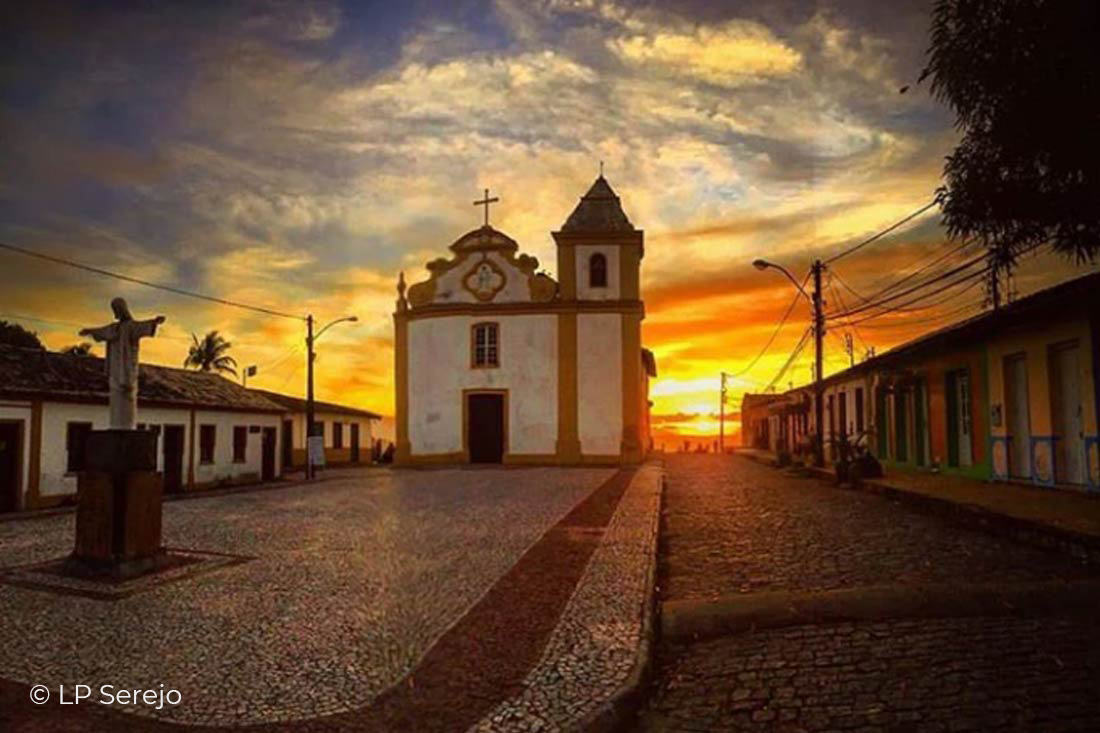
[303,314,357,480]
[306,314,315,480]
[811,259,825,468]
[844,333,854,367]
[719,372,728,454]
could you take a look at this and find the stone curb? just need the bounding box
[580,462,665,733]
[737,450,1100,565]
[662,578,1100,643]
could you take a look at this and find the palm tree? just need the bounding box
[184,330,238,376]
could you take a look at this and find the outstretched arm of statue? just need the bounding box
[79,323,117,342]
[134,315,167,339]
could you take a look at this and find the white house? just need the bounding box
[249,389,380,468]
[393,175,656,466]
[0,344,288,512]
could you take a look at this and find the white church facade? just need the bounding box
[393,176,656,466]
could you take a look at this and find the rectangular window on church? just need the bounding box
[472,323,499,368]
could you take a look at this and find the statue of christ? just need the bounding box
[80,297,166,430]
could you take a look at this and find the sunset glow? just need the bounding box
[2,0,1090,447]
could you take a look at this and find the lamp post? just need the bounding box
[306,314,358,479]
[753,258,826,467]
[719,371,735,454]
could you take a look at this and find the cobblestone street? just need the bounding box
[1,467,624,729]
[640,454,1100,731]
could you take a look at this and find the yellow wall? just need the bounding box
[986,317,1097,439]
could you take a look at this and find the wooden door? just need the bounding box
[467,393,504,464]
[0,422,21,513]
[894,390,908,462]
[947,370,973,468]
[262,427,277,481]
[282,420,294,469]
[350,423,360,463]
[162,425,185,494]
[1003,354,1031,478]
[1050,342,1084,484]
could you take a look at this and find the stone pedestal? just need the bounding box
[66,429,165,580]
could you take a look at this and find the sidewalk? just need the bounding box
[738,448,1100,563]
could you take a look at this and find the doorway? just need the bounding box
[946,369,973,467]
[350,423,360,463]
[0,422,22,513]
[162,424,185,494]
[1050,341,1084,484]
[282,419,294,470]
[262,427,278,481]
[467,393,505,464]
[1003,353,1031,478]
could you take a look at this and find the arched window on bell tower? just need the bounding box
[589,253,608,288]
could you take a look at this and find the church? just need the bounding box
[393,175,656,466]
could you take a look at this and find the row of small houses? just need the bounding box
[0,345,381,513]
[742,272,1100,490]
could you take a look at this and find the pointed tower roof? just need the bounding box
[560,176,637,233]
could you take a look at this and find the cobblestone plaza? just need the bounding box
[3,456,1098,731]
[0,466,655,729]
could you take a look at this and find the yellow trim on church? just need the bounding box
[394,176,651,468]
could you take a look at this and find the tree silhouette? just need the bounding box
[61,342,93,356]
[0,321,45,349]
[184,331,238,376]
[922,0,1100,268]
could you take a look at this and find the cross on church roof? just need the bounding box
[473,188,499,227]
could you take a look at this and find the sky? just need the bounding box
[1,0,1094,447]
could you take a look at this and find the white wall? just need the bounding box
[286,410,376,451]
[40,403,199,497]
[577,313,623,455]
[192,410,281,486]
[408,314,558,455]
[38,402,281,497]
[0,402,33,507]
[430,252,533,304]
[575,245,621,301]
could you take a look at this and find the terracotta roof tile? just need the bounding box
[0,345,284,412]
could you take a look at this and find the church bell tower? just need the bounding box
[552,174,646,463]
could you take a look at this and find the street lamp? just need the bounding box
[752,257,826,467]
[305,315,358,479]
[753,259,811,301]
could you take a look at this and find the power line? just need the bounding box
[847,297,986,330]
[833,266,990,327]
[765,326,812,392]
[730,273,810,377]
[826,277,872,356]
[844,239,975,305]
[824,201,938,264]
[826,252,988,320]
[831,271,985,328]
[0,311,294,348]
[0,240,305,322]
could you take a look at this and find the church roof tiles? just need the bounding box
[560,176,637,233]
